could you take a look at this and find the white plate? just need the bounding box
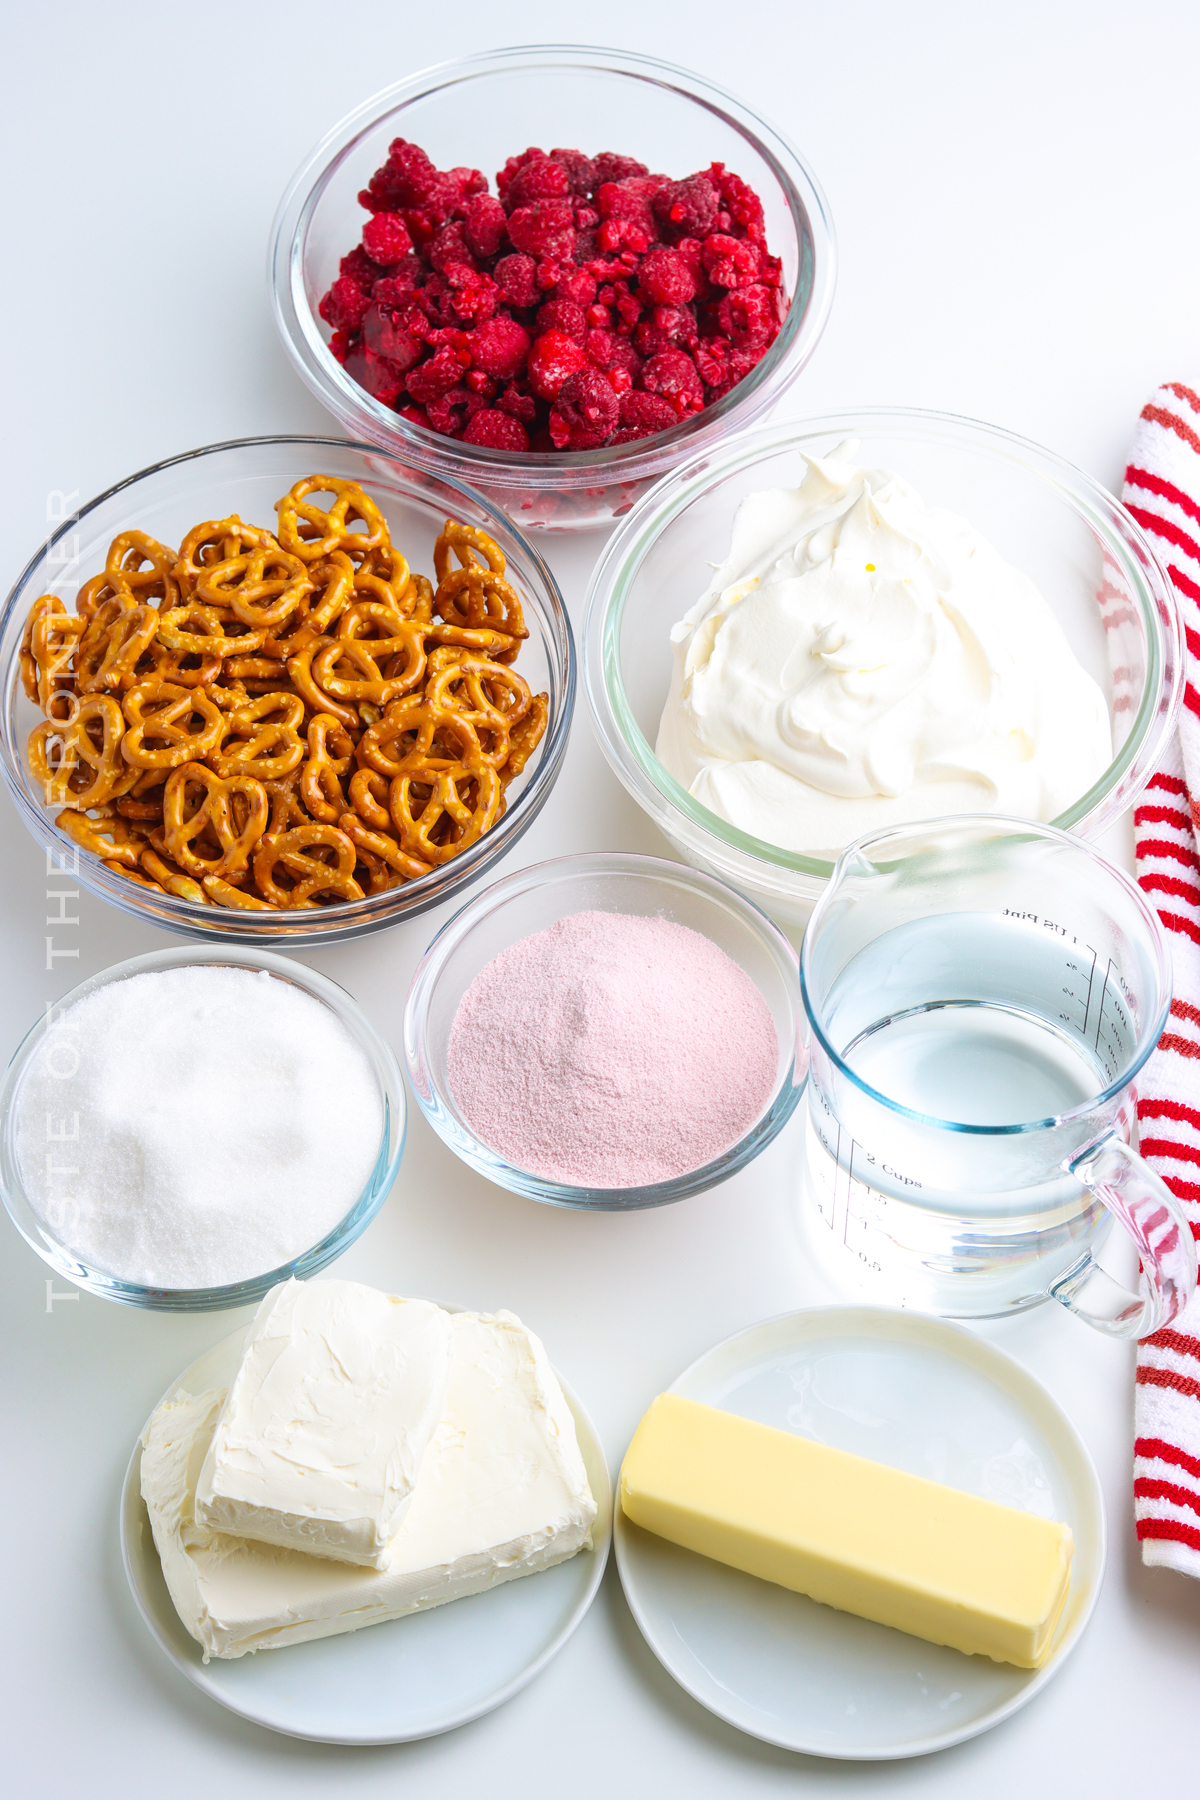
[614,1306,1104,1760]
[121,1319,613,1744]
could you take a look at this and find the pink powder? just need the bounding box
[446,909,779,1187]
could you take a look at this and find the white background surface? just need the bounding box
[2,2,1199,1793]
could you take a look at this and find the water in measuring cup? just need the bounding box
[803,910,1133,1314]
[845,1001,1101,1126]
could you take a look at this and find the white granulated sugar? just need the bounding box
[15,966,384,1290]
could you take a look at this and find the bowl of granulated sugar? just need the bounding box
[403,852,806,1209]
[0,946,405,1308]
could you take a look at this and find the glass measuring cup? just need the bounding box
[799,815,1196,1335]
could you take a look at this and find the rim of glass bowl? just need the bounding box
[267,45,837,493]
[0,945,407,1311]
[583,407,1184,883]
[0,435,576,945]
[402,850,808,1211]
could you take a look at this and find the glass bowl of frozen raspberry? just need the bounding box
[269,47,835,532]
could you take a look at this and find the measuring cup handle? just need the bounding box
[1051,1134,1198,1337]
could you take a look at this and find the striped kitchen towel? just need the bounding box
[1125,382,1200,1575]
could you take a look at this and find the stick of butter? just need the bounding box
[619,1393,1073,1669]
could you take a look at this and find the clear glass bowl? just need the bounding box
[268,46,836,533]
[584,409,1184,935]
[0,945,406,1310]
[0,436,574,946]
[403,851,807,1210]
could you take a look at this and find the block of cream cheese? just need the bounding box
[142,1309,597,1660]
[193,1279,453,1569]
[619,1393,1073,1669]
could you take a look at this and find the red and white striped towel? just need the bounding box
[1124,383,1200,1575]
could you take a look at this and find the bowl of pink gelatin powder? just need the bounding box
[403,852,806,1208]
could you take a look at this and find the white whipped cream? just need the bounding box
[141,1309,597,1660]
[193,1279,453,1569]
[655,443,1112,856]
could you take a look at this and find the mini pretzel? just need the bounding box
[311,624,425,706]
[209,693,305,781]
[56,805,148,868]
[434,566,528,641]
[30,696,134,806]
[105,532,180,609]
[195,543,312,631]
[253,822,364,907]
[275,477,389,565]
[337,811,433,882]
[284,638,360,733]
[357,696,485,780]
[425,656,532,767]
[348,765,392,831]
[203,874,274,908]
[300,713,354,823]
[389,763,501,865]
[502,694,549,783]
[20,595,67,700]
[162,762,270,880]
[29,608,87,721]
[433,519,506,586]
[120,678,224,769]
[75,602,159,693]
[174,517,273,591]
[140,846,206,904]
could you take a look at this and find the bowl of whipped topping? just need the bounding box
[583,409,1183,932]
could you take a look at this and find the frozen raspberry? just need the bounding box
[448,166,488,200]
[702,233,761,289]
[548,368,619,449]
[496,382,539,423]
[343,345,404,407]
[319,277,371,333]
[633,305,695,357]
[617,390,678,436]
[553,265,598,308]
[442,264,498,324]
[405,344,467,404]
[706,162,766,239]
[361,212,413,264]
[653,173,720,240]
[507,200,577,262]
[592,152,649,187]
[613,284,645,331]
[717,284,782,346]
[397,403,430,429]
[596,179,663,244]
[427,221,477,275]
[639,348,705,416]
[339,246,384,289]
[462,193,508,260]
[492,253,540,309]
[370,256,426,307]
[535,299,587,345]
[637,246,698,306]
[470,315,532,379]
[550,148,598,194]
[496,147,546,201]
[463,408,529,451]
[328,329,351,364]
[361,303,424,371]
[425,385,473,437]
[527,328,587,400]
[584,327,642,383]
[505,155,572,210]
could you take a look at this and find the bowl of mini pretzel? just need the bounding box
[0,436,575,944]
